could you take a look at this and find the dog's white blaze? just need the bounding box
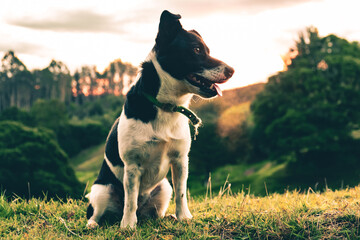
[149,51,194,107]
[197,64,228,81]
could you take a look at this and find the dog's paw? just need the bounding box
[176,209,193,221]
[165,214,178,221]
[120,215,137,229]
[86,219,99,229]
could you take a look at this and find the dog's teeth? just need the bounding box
[210,84,214,89]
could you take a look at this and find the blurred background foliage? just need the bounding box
[0,27,359,199]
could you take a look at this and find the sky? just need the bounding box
[0,0,359,90]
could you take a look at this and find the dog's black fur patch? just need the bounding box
[124,61,161,123]
[86,204,94,220]
[105,117,123,167]
[94,160,122,186]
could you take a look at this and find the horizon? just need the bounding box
[1,0,359,90]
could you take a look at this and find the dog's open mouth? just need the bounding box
[186,74,225,96]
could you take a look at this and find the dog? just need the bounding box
[86,10,234,229]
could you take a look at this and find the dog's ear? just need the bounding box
[189,30,202,38]
[156,10,182,47]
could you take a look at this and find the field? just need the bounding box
[1,185,360,239]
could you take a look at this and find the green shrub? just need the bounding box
[0,107,35,127]
[31,99,68,131]
[57,120,107,157]
[0,121,83,199]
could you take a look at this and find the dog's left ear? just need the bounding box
[156,10,182,47]
[189,30,202,38]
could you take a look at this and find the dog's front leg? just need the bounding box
[121,164,141,229]
[171,158,193,221]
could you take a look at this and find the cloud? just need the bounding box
[156,0,323,16]
[0,41,48,56]
[7,10,127,33]
[5,0,323,35]
[5,0,319,35]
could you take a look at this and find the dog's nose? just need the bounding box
[224,66,234,79]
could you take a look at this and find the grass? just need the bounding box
[70,144,104,185]
[1,185,360,239]
[65,143,360,238]
[190,161,289,197]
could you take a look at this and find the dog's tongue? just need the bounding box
[214,84,223,96]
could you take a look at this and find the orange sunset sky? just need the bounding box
[0,0,359,90]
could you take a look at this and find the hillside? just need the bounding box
[1,186,359,239]
[216,83,265,109]
[192,83,265,111]
[70,144,105,187]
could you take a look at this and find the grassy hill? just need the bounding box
[192,83,265,111]
[70,144,104,187]
[1,186,359,239]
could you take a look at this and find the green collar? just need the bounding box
[142,92,202,137]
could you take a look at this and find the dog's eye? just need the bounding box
[193,47,201,54]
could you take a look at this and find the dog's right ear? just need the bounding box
[156,10,182,48]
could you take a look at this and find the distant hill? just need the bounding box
[219,83,265,108]
[192,83,265,111]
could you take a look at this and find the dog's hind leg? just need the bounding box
[86,184,122,228]
[137,178,173,219]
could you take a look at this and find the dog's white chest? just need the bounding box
[138,138,171,191]
[123,137,187,192]
[118,112,191,193]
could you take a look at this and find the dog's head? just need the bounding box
[154,10,234,99]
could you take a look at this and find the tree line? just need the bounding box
[1,27,360,198]
[188,28,360,193]
[0,50,138,112]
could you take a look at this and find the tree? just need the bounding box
[0,121,83,198]
[0,51,34,111]
[30,99,68,132]
[32,67,54,100]
[72,70,84,105]
[47,60,72,103]
[251,28,360,179]
[79,65,98,99]
[104,59,138,95]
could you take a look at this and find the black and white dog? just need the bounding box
[86,10,234,229]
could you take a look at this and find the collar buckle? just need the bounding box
[142,91,202,139]
[160,103,178,112]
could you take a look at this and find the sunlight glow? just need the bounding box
[0,0,359,89]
